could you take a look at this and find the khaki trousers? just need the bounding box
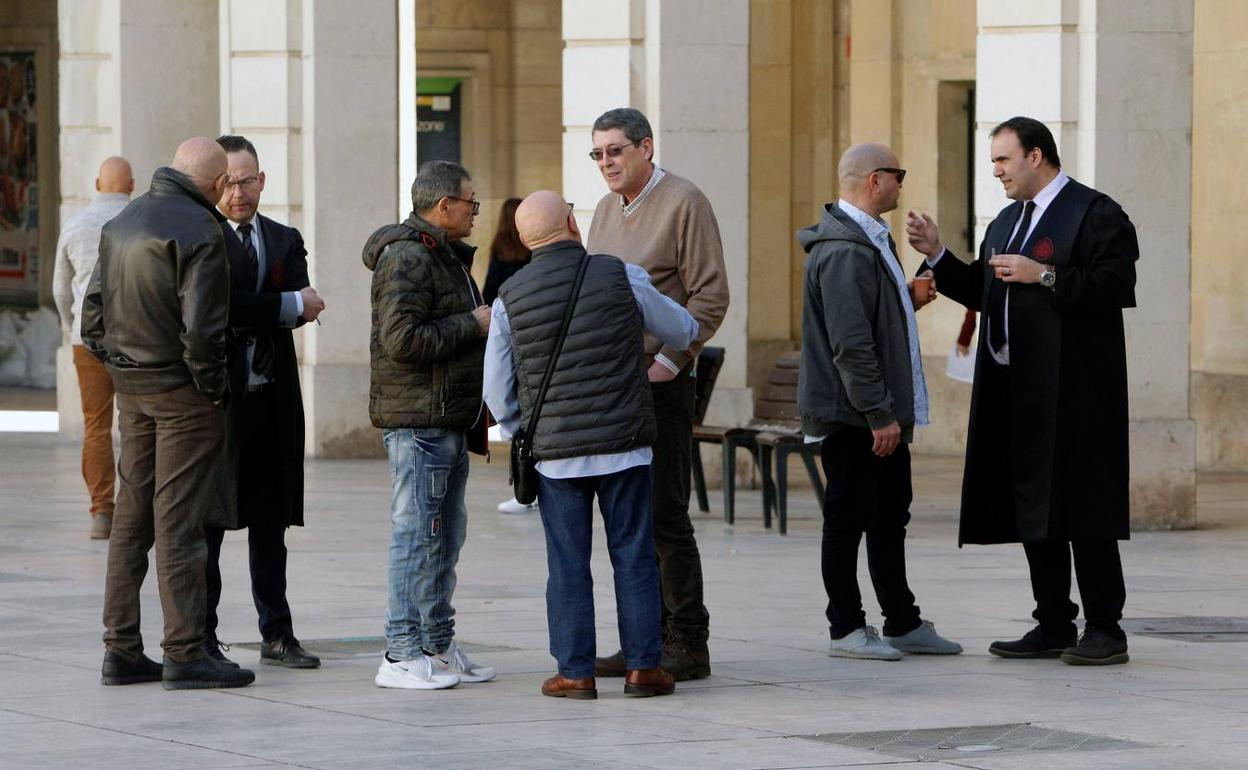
[72,345,116,515]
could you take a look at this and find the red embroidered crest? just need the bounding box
[1031,237,1055,262]
[419,232,438,249]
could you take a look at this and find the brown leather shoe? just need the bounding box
[594,649,626,677]
[624,666,675,697]
[541,673,597,700]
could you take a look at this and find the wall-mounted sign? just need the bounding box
[0,50,37,306]
[416,77,462,164]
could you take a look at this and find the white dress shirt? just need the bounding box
[927,171,1069,365]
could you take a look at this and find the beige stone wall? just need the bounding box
[416,0,561,286]
[1192,0,1248,470]
[747,0,976,449]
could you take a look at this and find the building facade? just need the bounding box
[3,0,1239,528]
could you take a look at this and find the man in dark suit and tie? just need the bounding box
[204,134,326,669]
[906,116,1138,666]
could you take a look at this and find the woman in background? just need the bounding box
[482,197,530,305]
[483,198,538,515]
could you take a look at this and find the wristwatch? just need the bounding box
[1040,266,1056,290]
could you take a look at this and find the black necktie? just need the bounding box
[988,200,1035,354]
[237,223,274,380]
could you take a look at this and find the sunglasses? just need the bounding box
[873,167,907,183]
[588,142,637,162]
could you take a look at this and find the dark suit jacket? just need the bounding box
[209,214,310,530]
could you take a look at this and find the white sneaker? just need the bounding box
[431,641,496,683]
[497,497,538,515]
[374,654,460,689]
[828,626,903,661]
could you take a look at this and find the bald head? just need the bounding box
[96,156,133,196]
[515,190,580,249]
[171,137,228,200]
[837,143,898,191]
[837,142,904,217]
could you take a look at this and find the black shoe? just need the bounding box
[661,635,711,681]
[204,637,240,669]
[162,655,256,690]
[1061,629,1129,666]
[594,649,627,678]
[989,626,1077,659]
[101,650,163,686]
[260,636,321,669]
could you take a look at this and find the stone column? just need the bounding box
[56,0,219,440]
[298,0,398,457]
[977,0,1195,528]
[561,0,751,430]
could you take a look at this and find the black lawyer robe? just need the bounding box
[207,214,309,530]
[929,178,1138,545]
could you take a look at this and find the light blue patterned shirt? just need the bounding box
[837,200,929,428]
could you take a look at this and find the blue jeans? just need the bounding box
[537,464,661,678]
[382,427,468,659]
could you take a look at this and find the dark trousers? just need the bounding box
[537,465,662,678]
[819,427,922,639]
[103,383,223,662]
[1024,540,1126,640]
[650,376,710,643]
[204,520,292,643]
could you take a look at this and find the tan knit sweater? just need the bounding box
[587,171,730,372]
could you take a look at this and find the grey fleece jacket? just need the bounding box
[797,203,916,443]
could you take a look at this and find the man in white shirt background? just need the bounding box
[53,156,133,539]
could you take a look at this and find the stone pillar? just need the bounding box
[977,0,1196,529]
[562,0,751,429]
[56,0,218,440]
[298,0,397,457]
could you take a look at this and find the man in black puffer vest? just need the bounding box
[363,161,496,691]
[483,191,698,701]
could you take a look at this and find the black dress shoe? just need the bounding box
[101,650,163,685]
[594,649,626,678]
[989,626,1077,659]
[1061,629,1129,666]
[204,637,240,669]
[260,637,321,669]
[661,636,711,681]
[162,656,255,690]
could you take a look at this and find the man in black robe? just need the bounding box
[906,116,1138,666]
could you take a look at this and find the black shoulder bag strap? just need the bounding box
[525,252,591,443]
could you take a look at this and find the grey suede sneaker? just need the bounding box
[885,620,964,655]
[828,626,903,661]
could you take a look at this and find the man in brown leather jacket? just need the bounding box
[82,137,254,691]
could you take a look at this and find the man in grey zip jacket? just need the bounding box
[797,142,962,661]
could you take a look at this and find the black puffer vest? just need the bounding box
[499,241,655,460]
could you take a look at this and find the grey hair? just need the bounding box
[592,108,653,144]
[411,160,471,214]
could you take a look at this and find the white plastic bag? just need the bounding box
[945,342,975,384]
[0,309,28,386]
[20,306,60,389]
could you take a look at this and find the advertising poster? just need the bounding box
[416,77,462,164]
[0,51,38,305]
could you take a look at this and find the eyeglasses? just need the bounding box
[445,195,480,214]
[588,143,637,162]
[873,167,907,183]
[567,202,575,213]
[224,175,261,191]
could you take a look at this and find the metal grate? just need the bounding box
[230,636,517,660]
[1121,617,1248,643]
[799,723,1149,760]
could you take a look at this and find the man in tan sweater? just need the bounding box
[587,108,729,681]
